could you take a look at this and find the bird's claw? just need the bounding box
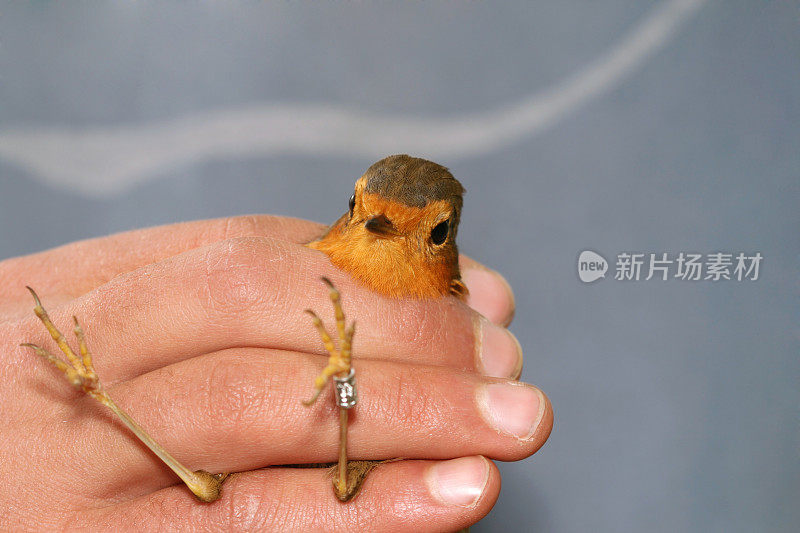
[21,287,109,405]
[302,279,355,407]
[21,287,228,502]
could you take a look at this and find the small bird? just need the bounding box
[309,154,468,300]
[301,154,469,501]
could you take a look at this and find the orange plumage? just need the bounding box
[309,154,468,300]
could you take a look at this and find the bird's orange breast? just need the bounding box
[309,154,467,300]
[309,192,463,299]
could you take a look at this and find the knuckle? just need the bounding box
[199,237,274,317]
[387,298,474,365]
[376,369,441,433]
[199,353,272,435]
[223,479,373,531]
[390,300,437,348]
[225,485,288,531]
[221,214,264,240]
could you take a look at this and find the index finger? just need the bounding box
[0,215,323,305]
[1,215,514,325]
[17,236,523,387]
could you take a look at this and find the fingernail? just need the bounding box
[462,268,516,326]
[427,456,490,508]
[478,382,543,440]
[475,317,523,379]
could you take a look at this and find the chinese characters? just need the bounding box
[613,252,762,281]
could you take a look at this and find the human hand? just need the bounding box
[0,215,552,531]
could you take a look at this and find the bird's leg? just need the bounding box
[304,278,381,502]
[301,303,349,407]
[21,287,227,503]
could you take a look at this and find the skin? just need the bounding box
[0,214,552,531]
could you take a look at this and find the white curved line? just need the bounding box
[0,0,705,197]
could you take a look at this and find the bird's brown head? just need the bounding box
[309,154,467,299]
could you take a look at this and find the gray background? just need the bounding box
[1,1,798,531]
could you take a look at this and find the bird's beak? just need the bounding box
[364,214,399,237]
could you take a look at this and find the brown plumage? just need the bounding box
[309,154,468,300]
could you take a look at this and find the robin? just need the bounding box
[22,154,470,503]
[300,155,469,501]
[309,154,468,300]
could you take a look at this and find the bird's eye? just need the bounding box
[348,194,355,216]
[430,220,449,245]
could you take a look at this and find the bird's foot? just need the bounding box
[329,460,395,502]
[302,277,355,407]
[303,278,381,502]
[21,287,227,503]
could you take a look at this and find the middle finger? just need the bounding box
[25,346,551,502]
